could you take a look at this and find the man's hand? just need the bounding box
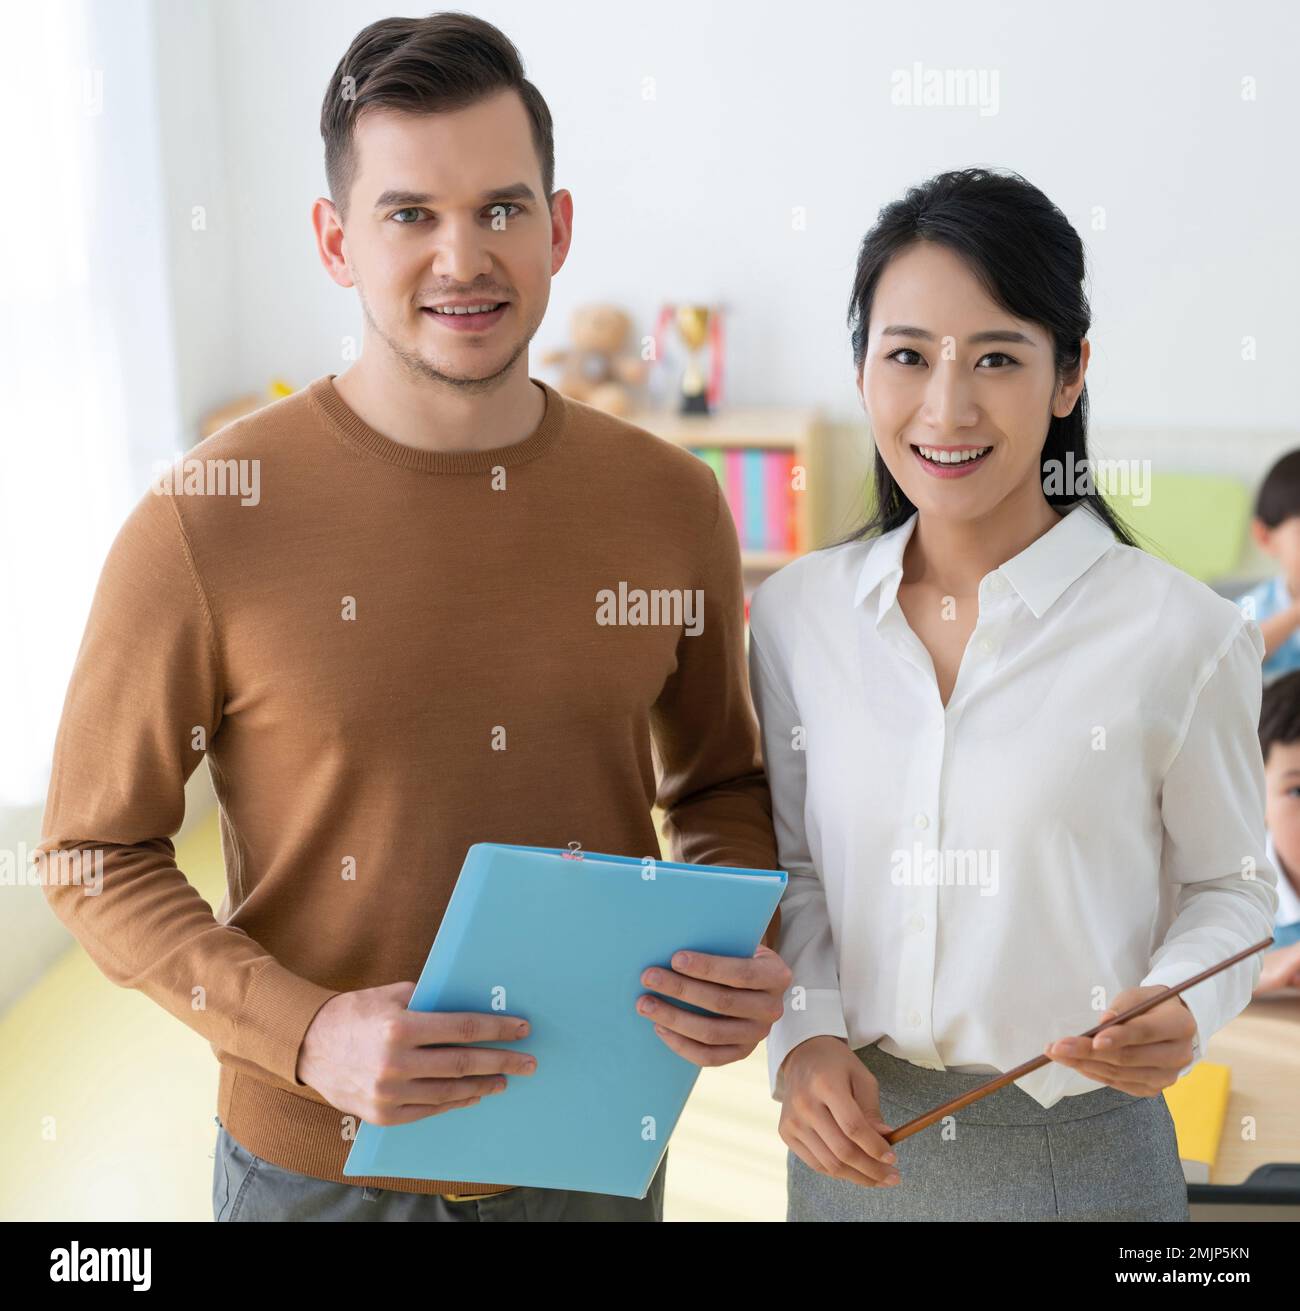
[1044,986,1197,1096]
[635,944,791,1066]
[296,981,537,1125]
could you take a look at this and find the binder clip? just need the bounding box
[561,841,584,861]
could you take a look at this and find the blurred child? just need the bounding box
[1255,669,1300,992]
[1239,450,1300,681]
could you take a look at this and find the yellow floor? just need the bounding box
[0,809,786,1221]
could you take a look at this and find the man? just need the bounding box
[38,12,787,1222]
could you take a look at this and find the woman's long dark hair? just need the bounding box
[834,167,1137,547]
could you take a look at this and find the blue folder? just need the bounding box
[342,842,786,1198]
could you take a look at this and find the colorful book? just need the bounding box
[689,445,800,556]
[724,449,748,548]
[765,449,799,552]
[689,446,725,488]
[743,449,766,550]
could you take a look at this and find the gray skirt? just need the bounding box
[788,1043,1190,1222]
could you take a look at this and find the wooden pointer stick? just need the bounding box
[883,936,1275,1146]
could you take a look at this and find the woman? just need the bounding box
[747,168,1279,1222]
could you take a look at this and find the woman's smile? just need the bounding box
[909,442,993,478]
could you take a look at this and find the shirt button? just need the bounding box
[908,1010,923,1027]
[914,813,928,829]
[978,637,993,654]
[910,913,925,932]
[987,575,1004,594]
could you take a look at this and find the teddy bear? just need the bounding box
[541,304,648,416]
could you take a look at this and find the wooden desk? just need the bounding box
[1189,992,1300,1219]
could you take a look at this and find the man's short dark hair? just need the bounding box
[1260,669,1300,763]
[1254,449,1300,528]
[320,11,555,224]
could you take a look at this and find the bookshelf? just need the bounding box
[623,406,825,584]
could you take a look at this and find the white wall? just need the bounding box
[158,0,1299,443]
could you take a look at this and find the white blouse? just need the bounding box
[748,505,1279,1108]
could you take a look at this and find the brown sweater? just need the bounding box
[37,375,780,1197]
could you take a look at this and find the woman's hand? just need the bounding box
[777,1036,901,1187]
[1254,941,1300,994]
[1044,986,1196,1096]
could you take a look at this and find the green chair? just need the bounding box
[846,467,1250,585]
[1103,472,1251,583]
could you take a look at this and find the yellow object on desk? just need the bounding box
[1164,1061,1231,1185]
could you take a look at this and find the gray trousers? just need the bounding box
[788,1043,1191,1222]
[212,1117,666,1221]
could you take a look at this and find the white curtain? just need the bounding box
[0,0,181,807]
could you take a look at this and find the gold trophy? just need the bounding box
[672,305,714,415]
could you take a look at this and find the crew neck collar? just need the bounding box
[307,374,567,474]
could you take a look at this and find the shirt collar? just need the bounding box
[853,504,1117,621]
[852,513,917,613]
[1266,831,1300,928]
[998,505,1118,617]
